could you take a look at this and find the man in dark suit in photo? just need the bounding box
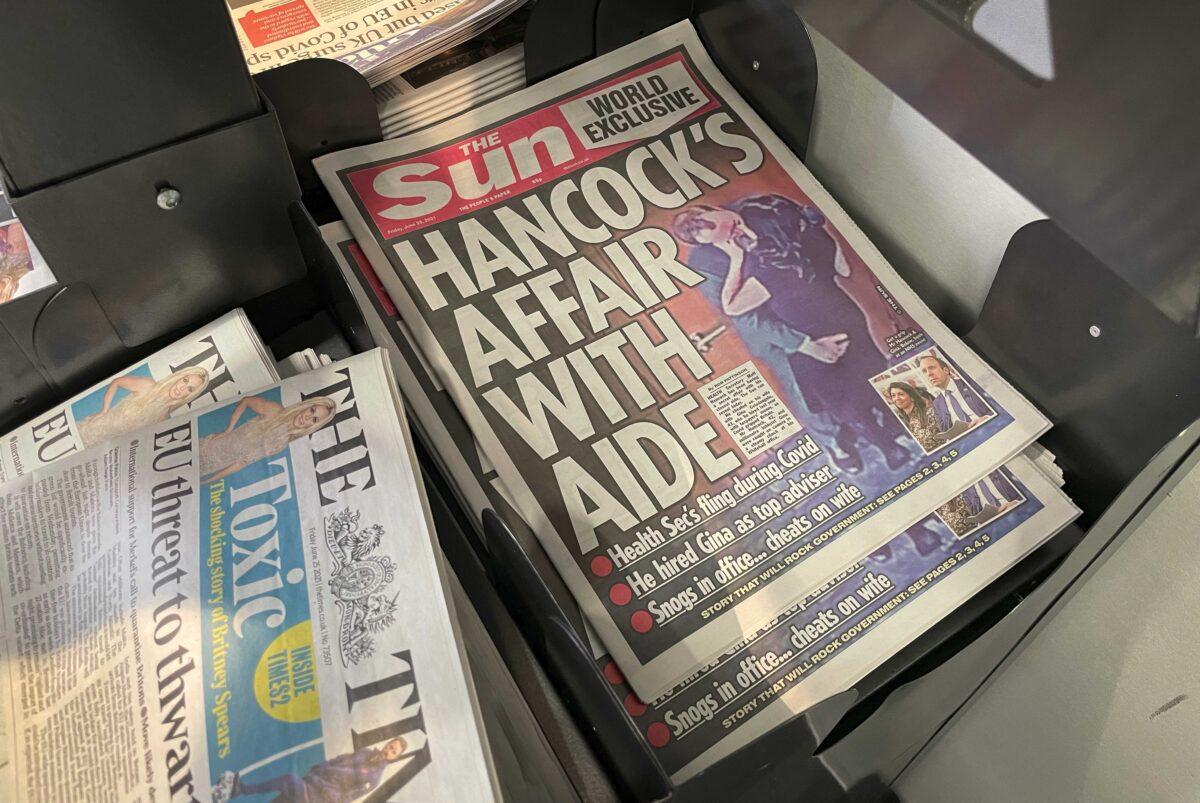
[937,469,1022,538]
[962,469,1022,518]
[918,354,992,438]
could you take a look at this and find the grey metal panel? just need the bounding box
[11,108,305,348]
[898,452,1200,801]
[448,571,581,803]
[793,0,1200,332]
[814,420,1200,793]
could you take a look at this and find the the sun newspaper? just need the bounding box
[0,309,279,484]
[0,310,280,771]
[316,21,1050,699]
[0,349,498,802]
[325,220,1078,778]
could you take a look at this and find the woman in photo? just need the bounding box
[78,367,210,447]
[199,395,337,483]
[886,381,946,453]
[219,737,407,803]
[937,487,1008,538]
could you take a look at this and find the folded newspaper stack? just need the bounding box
[377,44,526,140]
[0,314,498,799]
[315,18,1080,775]
[325,228,1074,783]
[227,0,527,86]
[277,346,333,378]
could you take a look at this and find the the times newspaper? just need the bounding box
[316,21,1051,699]
[227,0,523,85]
[0,349,498,802]
[0,309,279,484]
[325,221,1080,780]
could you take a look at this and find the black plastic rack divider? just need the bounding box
[2,1,1199,801]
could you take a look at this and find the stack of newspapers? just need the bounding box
[227,0,527,86]
[377,44,526,140]
[0,311,500,799]
[315,20,1080,783]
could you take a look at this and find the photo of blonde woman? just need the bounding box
[77,367,210,447]
[199,395,337,483]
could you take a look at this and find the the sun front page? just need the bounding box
[316,22,1049,699]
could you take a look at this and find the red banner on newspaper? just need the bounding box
[237,1,320,48]
[347,53,718,239]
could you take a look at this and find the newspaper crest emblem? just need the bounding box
[324,507,400,666]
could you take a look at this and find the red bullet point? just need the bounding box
[609,583,632,606]
[646,722,670,747]
[603,661,625,685]
[624,693,647,717]
[590,555,613,577]
[631,610,653,633]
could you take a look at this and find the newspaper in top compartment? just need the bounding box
[227,0,527,85]
[0,183,55,307]
[315,21,1049,700]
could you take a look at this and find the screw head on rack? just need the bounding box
[751,60,761,71]
[156,186,182,210]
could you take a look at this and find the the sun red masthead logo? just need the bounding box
[345,53,715,240]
